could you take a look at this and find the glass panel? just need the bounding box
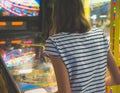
[89,0,111,40]
[0,45,57,93]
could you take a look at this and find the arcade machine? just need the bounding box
[110,0,120,66]
[0,55,22,93]
[106,0,120,93]
[84,0,120,92]
[0,0,57,93]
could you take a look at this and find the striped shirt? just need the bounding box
[45,28,109,93]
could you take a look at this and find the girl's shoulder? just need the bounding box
[48,27,104,40]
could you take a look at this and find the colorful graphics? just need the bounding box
[2,48,35,68]
[0,0,40,16]
[89,0,111,40]
[0,47,58,92]
[90,1,110,27]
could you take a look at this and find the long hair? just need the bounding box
[50,0,91,35]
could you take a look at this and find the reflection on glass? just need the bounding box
[24,88,48,93]
[0,46,57,93]
[89,0,111,40]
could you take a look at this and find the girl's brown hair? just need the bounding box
[50,0,91,35]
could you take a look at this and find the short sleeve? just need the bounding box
[44,37,60,56]
[102,32,110,52]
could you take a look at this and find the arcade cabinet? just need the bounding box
[110,0,120,66]
[0,0,57,93]
[106,0,120,92]
[0,55,22,93]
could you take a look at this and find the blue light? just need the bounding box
[114,0,116,2]
[35,0,40,5]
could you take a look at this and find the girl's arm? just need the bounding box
[48,55,71,93]
[106,50,120,85]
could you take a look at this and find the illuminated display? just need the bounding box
[24,40,33,44]
[3,48,35,68]
[0,21,24,26]
[11,21,24,26]
[0,21,27,30]
[0,21,7,26]
[11,40,22,44]
[0,40,34,45]
[0,40,6,44]
[111,0,117,51]
[0,0,40,16]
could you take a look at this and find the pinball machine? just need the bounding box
[0,0,57,93]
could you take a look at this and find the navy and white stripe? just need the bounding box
[45,28,109,93]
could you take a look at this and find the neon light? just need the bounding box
[114,0,116,2]
[114,2,116,6]
[0,41,6,44]
[114,13,116,16]
[114,7,116,10]
[113,24,116,26]
[113,17,116,20]
[11,21,24,26]
[11,40,22,44]
[0,22,7,26]
[113,13,116,20]
[24,41,33,44]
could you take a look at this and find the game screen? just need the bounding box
[0,0,40,16]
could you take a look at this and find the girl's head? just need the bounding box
[50,0,91,35]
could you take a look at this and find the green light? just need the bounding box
[114,7,116,10]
